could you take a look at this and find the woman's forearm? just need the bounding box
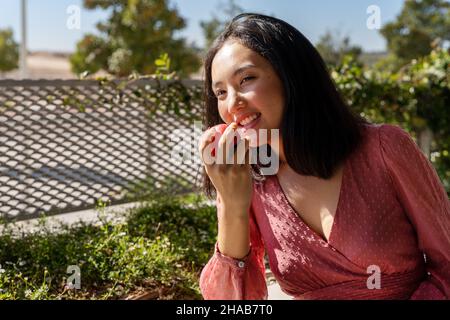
[217,205,250,260]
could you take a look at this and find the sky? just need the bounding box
[0,0,405,53]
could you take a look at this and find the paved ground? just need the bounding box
[0,201,139,235]
[268,281,292,300]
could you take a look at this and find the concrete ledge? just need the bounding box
[0,201,141,236]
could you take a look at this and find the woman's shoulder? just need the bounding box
[358,122,411,151]
[353,122,422,181]
[347,122,408,171]
[360,122,410,139]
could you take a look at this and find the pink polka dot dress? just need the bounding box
[199,123,450,300]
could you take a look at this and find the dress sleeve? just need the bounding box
[379,124,450,298]
[199,204,268,300]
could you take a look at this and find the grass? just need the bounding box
[0,193,217,300]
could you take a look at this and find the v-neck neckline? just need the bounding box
[272,158,348,246]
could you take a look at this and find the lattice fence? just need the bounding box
[0,79,204,221]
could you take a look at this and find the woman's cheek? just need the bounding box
[243,90,258,102]
[217,105,230,123]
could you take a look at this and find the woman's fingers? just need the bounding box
[217,122,238,164]
[235,136,251,166]
[200,123,251,166]
[198,128,217,165]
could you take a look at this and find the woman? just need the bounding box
[197,13,450,300]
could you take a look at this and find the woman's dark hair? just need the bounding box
[201,13,369,199]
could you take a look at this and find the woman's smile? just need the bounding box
[235,112,262,129]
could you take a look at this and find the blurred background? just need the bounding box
[0,0,432,79]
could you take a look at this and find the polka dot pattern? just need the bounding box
[199,123,450,300]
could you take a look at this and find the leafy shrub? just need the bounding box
[0,194,217,300]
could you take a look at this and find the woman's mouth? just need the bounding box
[237,113,261,129]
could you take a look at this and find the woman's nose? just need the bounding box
[227,91,245,115]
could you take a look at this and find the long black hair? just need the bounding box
[202,13,369,198]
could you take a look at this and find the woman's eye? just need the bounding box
[241,76,254,85]
[215,77,254,98]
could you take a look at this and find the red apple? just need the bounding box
[214,123,228,135]
[210,124,228,157]
[201,123,243,159]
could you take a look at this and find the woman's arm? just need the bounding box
[379,124,450,298]
[199,203,268,300]
[216,194,251,259]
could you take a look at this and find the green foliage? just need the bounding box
[315,30,362,67]
[380,0,450,68]
[0,195,217,300]
[69,34,112,76]
[332,48,450,195]
[401,49,450,133]
[126,196,217,269]
[200,18,222,51]
[0,28,19,73]
[403,49,450,193]
[154,52,174,80]
[70,0,201,77]
[199,0,244,50]
[60,53,202,123]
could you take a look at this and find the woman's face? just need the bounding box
[211,39,285,146]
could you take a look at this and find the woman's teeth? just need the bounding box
[239,114,260,126]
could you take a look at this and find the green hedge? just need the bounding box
[332,48,449,195]
[0,195,217,300]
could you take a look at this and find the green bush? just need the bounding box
[332,48,449,196]
[0,194,217,300]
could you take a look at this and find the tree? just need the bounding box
[200,0,244,50]
[0,28,19,74]
[380,0,450,67]
[315,30,362,67]
[70,0,201,77]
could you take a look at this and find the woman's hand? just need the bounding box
[199,122,253,214]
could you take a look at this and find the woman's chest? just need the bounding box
[275,164,345,243]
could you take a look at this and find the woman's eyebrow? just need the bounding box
[213,64,257,88]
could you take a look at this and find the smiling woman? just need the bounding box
[197,13,450,300]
